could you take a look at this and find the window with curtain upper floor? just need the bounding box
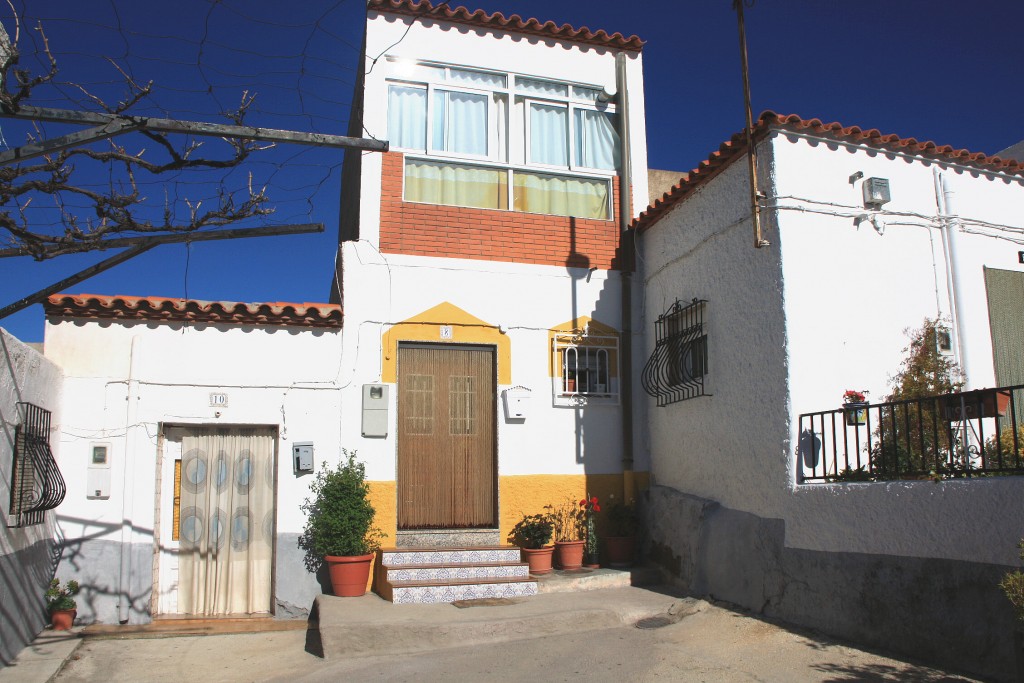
[386,61,618,220]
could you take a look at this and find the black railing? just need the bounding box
[642,298,708,406]
[798,385,1024,483]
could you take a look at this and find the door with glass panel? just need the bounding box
[158,425,277,616]
[397,344,497,529]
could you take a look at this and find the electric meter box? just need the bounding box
[502,387,531,421]
[293,442,314,473]
[362,384,389,438]
[87,442,111,499]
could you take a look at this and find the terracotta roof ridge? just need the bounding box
[634,110,1024,234]
[45,294,343,329]
[367,0,644,51]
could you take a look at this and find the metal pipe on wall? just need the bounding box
[615,53,635,500]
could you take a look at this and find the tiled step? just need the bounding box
[376,545,537,604]
[380,546,521,566]
[385,562,530,582]
[389,576,538,604]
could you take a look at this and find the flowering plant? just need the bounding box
[45,578,79,612]
[842,389,867,404]
[580,496,600,514]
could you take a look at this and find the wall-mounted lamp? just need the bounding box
[863,177,891,209]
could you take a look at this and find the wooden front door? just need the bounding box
[397,344,497,529]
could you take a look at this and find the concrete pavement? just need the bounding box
[4,581,980,682]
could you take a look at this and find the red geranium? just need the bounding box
[580,495,600,513]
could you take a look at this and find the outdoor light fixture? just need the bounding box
[863,177,891,209]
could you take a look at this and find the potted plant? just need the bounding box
[842,389,869,426]
[509,513,555,574]
[603,494,639,568]
[299,449,383,597]
[550,498,586,570]
[581,495,600,567]
[45,578,79,630]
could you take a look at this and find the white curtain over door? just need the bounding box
[177,426,276,616]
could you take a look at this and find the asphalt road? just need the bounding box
[53,601,975,682]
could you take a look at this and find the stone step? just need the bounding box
[380,546,521,567]
[385,562,531,582]
[388,575,538,604]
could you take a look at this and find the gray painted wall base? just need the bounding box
[646,484,1018,682]
[0,538,55,666]
[56,539,153,625]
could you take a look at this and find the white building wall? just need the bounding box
[45,317,343,622]
[641,132,1024,679]
[340,242,638,481]
[0,329,62,663]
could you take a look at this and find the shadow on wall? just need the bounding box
[55,514,153,625]
[0,331,63,666]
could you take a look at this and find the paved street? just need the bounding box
[52,601,975,682]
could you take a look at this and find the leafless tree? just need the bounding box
[0,9,273,260]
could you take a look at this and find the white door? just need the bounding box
[158,426,276,616]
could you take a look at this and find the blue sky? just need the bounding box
[3,0,1022,342]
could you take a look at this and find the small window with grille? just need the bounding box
[551,326,619,405]
[642,299,709,406]
[7,402,66,528]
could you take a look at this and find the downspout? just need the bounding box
[937,172,972,387]
[118,335,140,623]
[615,53,635,501]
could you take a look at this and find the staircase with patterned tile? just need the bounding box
[375,546,537,604]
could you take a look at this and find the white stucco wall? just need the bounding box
[45,316,343,620]
[642,131,1024,567]
[0,328,63,662]
[340,242,646,481]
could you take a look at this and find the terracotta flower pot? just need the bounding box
[521,546,554,575]
[50,608,76,631]
[554,540,585,570]
[604,536,636,568]
[325,553,374,597]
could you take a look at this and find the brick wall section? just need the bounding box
[379,152,626,270]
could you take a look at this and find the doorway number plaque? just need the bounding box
[440,325,453,340]
[209,393,229,407]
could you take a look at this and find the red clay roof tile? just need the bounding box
[634,111,1024,234]
[44,294,342,329]
[368,0,644,51]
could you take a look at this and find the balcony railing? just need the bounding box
[798,385,1024,483]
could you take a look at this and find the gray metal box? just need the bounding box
[362,384,389,438]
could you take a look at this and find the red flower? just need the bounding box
[593,504,601,512]
[579,499,587,506]
[591,496,599,504]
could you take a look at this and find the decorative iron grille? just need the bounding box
[641,298,708,406]
[7,402,65,528]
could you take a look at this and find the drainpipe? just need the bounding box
[615,53,635,501]
[118,335,140,623]
[938,173,972,388]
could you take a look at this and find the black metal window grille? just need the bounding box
[642,298,708,406]
[798,385,1024,483]
[7,402,65,528]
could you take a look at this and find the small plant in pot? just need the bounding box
[45,578,79,630]
[550,498,587,570]
[603,494,639,568]
[299,449,383,597]
[509,513,554,575]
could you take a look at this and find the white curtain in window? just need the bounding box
[178,427,275,616]
[575,109,619,170]
[388,86,426,151]
[529,103,568,167]
[406,160,508,210]
[513,171,609,219]
[433,90,487,156]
